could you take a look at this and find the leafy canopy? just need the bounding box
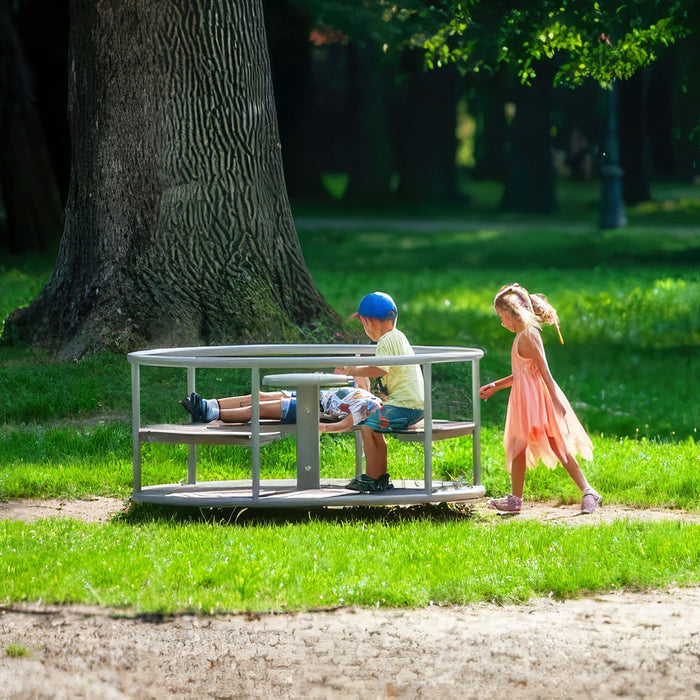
[293,1,690,86]
[418,0,690,86]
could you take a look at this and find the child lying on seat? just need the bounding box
[180,385,382,434]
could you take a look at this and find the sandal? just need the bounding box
[487,494,522,513]
[581,492,603,514]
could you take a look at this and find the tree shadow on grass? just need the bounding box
[117,500,477,527]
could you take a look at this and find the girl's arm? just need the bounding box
[518,330,566,416]
[480,374,513,400]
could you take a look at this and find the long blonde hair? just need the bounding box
[494,283,564,343]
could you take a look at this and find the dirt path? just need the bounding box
[3,495,700,526]
[2,498,700,699]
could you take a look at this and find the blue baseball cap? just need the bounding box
[350,292,398,321]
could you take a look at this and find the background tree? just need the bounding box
[0,0,63,254]
[292,0,462,205]
[290,1,693,213]
[416,0,691,212]
[263,0,328,202]
[2,0,338,358]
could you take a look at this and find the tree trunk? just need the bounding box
[501,71,556,214]
[343,42,393,204]
[646,56,676,178]
[2,0,338,358]
[263,0,326,202]
[618,68,651,205]
[470,69,509,182]
[0,0,63,254]
[672,41,700,183]
[393,52,460,205]
[15,0,71,202]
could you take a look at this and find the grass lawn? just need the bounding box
[1,179,699,612]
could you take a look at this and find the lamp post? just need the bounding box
[598,80,627,228]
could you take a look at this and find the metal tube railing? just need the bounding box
[128,344,484,493]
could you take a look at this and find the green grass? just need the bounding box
[1,179,699,612]
[1,426,698,510]
[4,643,29,658]
[2,516,699,612]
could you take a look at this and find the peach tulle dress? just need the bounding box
[504,327,593,471]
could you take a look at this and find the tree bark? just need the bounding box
[263,0,326,202]
[2,0,338,358]
[470,69,509,182]
[672,41,700,183]
[343,42,393,204]
[15,0,71,201]
[646,55,676,178]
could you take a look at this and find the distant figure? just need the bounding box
[565,127,594,181]
[480,283,600,514]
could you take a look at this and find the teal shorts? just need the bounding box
[359,404,424,432]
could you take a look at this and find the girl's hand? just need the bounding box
[480,383,498,400]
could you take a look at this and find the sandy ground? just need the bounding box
[2,497,700,699]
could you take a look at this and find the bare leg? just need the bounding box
[549,438,592,493]
[219,399,283,423]
[217,392,283,410]
[353,376,371,392]
[509,450,527,499]
[360,426,388,478]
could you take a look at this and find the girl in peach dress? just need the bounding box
[480,283,600,514]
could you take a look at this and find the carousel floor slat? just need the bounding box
[131,479,485,508]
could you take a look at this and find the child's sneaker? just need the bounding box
[375,473,394,491]
[487,494,522,513]
[581,492,602,514]
[346,473,394,493]
[346,473,377,492]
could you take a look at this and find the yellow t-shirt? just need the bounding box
[374,327,424,409]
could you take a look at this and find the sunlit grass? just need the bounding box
[2,517,698,612]
[1,181,699,613]
[4,643,29,658]
[2,422,697,511]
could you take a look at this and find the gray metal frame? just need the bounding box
[128,344,484,506]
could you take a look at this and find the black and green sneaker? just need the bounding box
[375,473,394,491]
[179,392,208,423]
[345,473,394,493]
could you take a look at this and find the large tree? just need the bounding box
[3,0,339,358]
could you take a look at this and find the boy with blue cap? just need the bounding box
[337,291,424,492]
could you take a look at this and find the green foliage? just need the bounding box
[294,1,690,87]
[416,0,690,86]
[5,643,29,658]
